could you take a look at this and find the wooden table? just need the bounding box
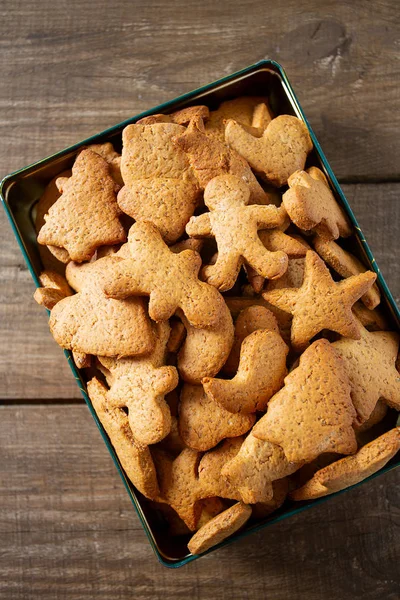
[1,1,399,598]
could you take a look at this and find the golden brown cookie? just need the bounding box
[102,221,228,329]
[153,448,203,530]
[173,119,269,205]
[50,256,154,357]
[37,150,126,262]
[98,322,178,445]
[251,478,289,520]
[88,142,123,185]
[175,306,234,384]
[178,385,255,451]
[197,438,244,501]
[196,497,227,530]
[313,238,380,309]
[225,115,313,187]
[332,322,400,423]
[137,105,209,126]
[263,250,377,351]
[253,339,358,462]
[203,328,288,414]
[204,96,271,143]
[186,175,288,290]
[87,377,159,499]
[35,170,72,272]
[354,399,388,434]
[222,305,279,375]
[352,302,389,331]
[290,427,400,501]
[117,123,199,243]
[33,270,73,309]
[282,168,352,239]
[188,502,252,555]
[221,433,301,503]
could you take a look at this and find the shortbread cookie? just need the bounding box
[186,175,288,290]
[223,305,279,375]
[188,502,252,555]
[332,323,400,423]
[253,339,358,462]
[98,322,177,445]
[221,433,301,503]
[263,250,376,351]
[282,168,352,239]
[179,385,255,451]
[290,427,400,501]
[33,270,73,309]
[50,256,154,357]
[225,115,313,186]
[117,123,199,243]
[203,328,288,413]
[87,377,159,499]
[38,150,126,262]
[174,119,269,204]
[137,105,209,126]
[102,221,228,328]
[205,96,271,143]
[313,237,380,309]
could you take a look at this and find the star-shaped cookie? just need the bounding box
[263,250,377,351]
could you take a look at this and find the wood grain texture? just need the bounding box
[1,183,398,400]
[0,0,399,181]
[1,1,399,597]
[0,405,399,600]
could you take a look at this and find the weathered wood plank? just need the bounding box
[0,404,399,600]
[0,0,399,180]
[1,182,398,400]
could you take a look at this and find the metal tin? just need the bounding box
[1,60,399,568]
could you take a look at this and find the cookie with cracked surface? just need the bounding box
[225,115,312,187]
[253,339,358,463]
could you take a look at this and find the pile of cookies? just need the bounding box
[34,95,400,556]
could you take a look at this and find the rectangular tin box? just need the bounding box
[2,60,399,567]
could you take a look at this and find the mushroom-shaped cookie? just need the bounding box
[186,175,288,291]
